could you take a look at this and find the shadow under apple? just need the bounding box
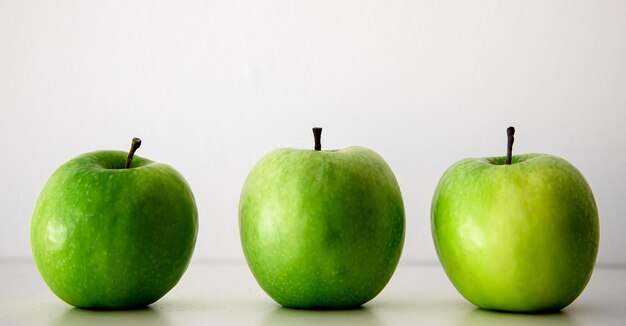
[53,306,172,326]
[459,307,580,326]
[262,305,383,326]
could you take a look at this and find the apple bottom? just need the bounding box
[248,233,404,309]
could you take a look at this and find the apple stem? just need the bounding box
[506,127,515,165]
[125,138,142,169]
[313,127,322,151]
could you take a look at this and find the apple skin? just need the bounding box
[239,147,405,309]
[31,150,198,309]
[431,153,599,313]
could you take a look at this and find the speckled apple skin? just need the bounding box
[31,150,198,309]
[239,147,405,309]
[432,154,599,312]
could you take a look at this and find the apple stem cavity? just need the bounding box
[313,127,322,151]
[506,127,515,165]
[125,138,142,169]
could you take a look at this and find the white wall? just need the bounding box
[1,0,625,265]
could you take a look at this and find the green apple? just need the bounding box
[431,127,599,312]
[239,128,405,309]
[31,138,198,309]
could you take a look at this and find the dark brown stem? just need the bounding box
[313,127,322,151]
[506,127,515,165]
[125,138,142,168]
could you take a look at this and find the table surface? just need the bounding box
[1,261,625,326]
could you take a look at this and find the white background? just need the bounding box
[1,0,625,266]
